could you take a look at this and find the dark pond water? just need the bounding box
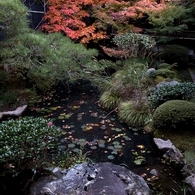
[22,80,185,194]
[24,80,161,167]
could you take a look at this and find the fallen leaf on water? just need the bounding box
[137,145,145,149]
[85,126,93,131]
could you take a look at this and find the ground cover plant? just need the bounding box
[0,117,61,175]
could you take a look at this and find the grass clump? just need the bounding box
[100,91,121,110]
[118,101,151,128]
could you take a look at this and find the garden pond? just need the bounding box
[21,80,186,194]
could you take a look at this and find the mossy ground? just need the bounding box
[153,129,195,152]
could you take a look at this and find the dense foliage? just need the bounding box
[0,31,100,91]
[112,33,156,58]
[40,0,166,43]
[0,117,61,175]
[152,100,195,131]
[99,60,154,128]
[0,0,29,39]
[148,81,195,108]
[147,5,188,43]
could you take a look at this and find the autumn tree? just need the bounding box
[40,0,167,44]
[93,0,165,35]
[40,0,108,43]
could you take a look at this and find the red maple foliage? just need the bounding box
[40,0,108,43]
[40,0,166,43]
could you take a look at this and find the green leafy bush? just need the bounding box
[148,81,195,108]
[118,101,151,127]
[0,117,61,175]
[111,62,148,92]
[152,100,195,131]
[112,33,156,58]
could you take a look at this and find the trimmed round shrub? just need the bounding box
[100,91,121,110]
[0,117,61,175]
[153,100,195,131]
[118,101,151,127]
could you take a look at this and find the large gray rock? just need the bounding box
[153,138,184,164]
[30,162,150,195]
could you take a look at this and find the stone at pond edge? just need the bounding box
[30,162,150,195]
[0,105,27,120]
[185,174,195,194]
[153,138,185,164]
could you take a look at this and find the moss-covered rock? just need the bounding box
[153,100,195,131]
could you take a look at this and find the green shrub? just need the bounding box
[157,63,173,70]
[118,101,151,127]
[154,75,166,84]
[156,68,178,79]
[0,117,61,175]
[161,44,189,67]
[148,81,195,108]
[153,100,195,131]
[100,91,121,110]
